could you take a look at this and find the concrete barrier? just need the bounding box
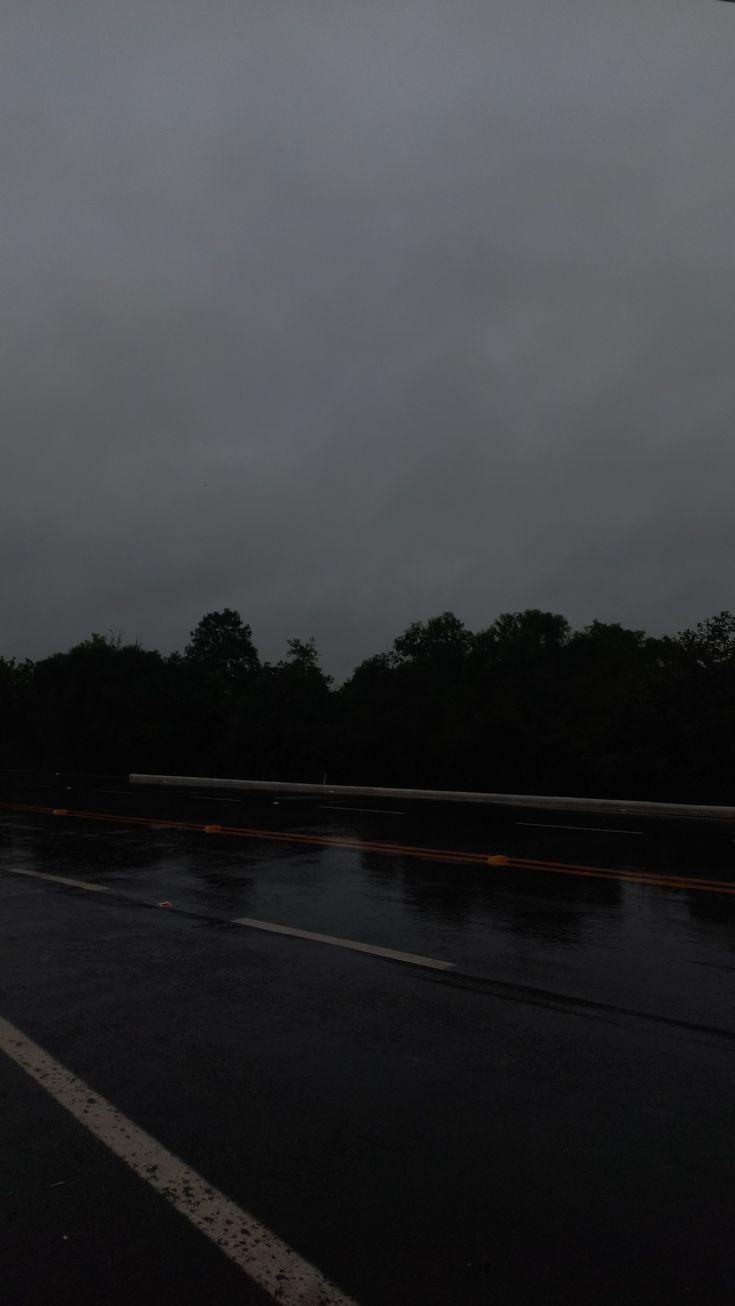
[129,774,735,825]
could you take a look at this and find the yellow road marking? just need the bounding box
[498,857,735,896]
[1,800,734,896]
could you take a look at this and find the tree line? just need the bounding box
[2,606,735,802]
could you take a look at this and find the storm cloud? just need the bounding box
[3,0,735,676]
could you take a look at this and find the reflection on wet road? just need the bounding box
[2,779,734,1032]
[2,776,735,1305]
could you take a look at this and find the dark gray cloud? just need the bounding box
[3,0,735,676]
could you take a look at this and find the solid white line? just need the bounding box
[0,1013,357,1305]
[231,916,455,971]
[317,806,406,816]
[515,822,642,835]
[6,867,111,893]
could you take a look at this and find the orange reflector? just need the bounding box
[486,854,510,866]
[52,809,69,817]
[204,824,222,834]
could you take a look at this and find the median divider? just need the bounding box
[130,774,735,825]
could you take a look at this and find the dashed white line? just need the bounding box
[6,867,111,893]
[0,1014,357,1306]
[191,796,243,804]
[231,916,455,971]
[317,806,406,816]
[515,822,642,835]
[1,867,455,975]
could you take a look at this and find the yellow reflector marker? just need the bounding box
[52,808,69,817]
[204,824,223,833]
[486,854,510,866]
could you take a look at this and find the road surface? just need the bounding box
[1,774,734,1303]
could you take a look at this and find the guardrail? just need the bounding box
[129,774,735,824]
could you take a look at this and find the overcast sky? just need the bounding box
[3,1,735,677]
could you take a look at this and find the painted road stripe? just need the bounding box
[231,916,455,971]
[7,867,111,893]
[317,805,406,816]
[3,867,733,1040]
[0,1013,357,1306]
[1,866,455,973]
[191,796,243,804]
[516,822,642,835]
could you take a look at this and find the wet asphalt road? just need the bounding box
[1,774,735,1304]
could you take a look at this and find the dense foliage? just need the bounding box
[2,607,735,801]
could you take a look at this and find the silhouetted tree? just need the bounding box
[0,657,34,768]
[28,634,171,772]
[184,609,259,677]
[677,611,735,667]
[5,605,735,801]
[239,637,333,780]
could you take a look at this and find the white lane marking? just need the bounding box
[191,796,242,804]
[317,806,406,816]
[231,916,455,971]
[515,822,642,835]
[0,1013,357,1306]
[7,867,111,893]
[2,867,454,975]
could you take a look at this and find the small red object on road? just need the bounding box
[158,900,172,908]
